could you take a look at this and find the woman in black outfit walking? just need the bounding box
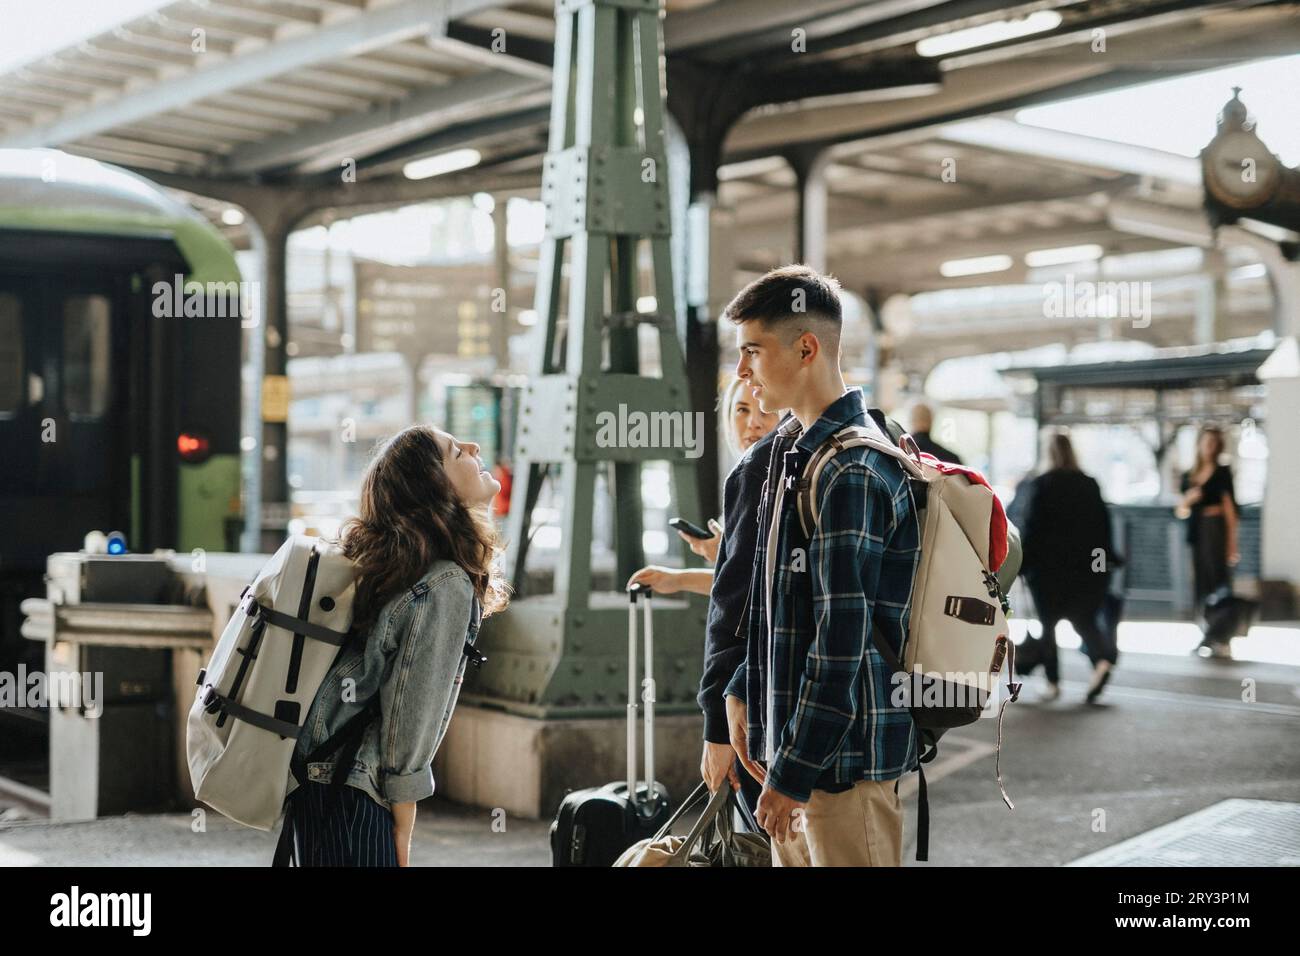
[1176,425,1240,656]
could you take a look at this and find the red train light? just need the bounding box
[178,431,211,463]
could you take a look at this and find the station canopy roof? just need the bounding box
[1,0,1296,362]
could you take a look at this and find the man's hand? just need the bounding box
[725,694,765,786]
[755,785,806,844]
[701,740,740,792]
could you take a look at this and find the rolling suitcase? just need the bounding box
[550,584,672,866]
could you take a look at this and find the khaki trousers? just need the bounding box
[772,779,904,867]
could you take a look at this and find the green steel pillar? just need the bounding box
[467,0,706,717]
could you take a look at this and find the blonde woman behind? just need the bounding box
[627,377,781,596]
[628,377,782,821]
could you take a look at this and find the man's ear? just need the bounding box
[798,330,818,364]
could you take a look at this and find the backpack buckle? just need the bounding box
[983,571,1011,614]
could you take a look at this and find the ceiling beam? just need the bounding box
[0,0,504,149]
[443,21,554,75]
[347,106,551,181]
[848,175,1138,228]
[221,70,549,175]
[938,118,1201,186]
[664,0,946,56]
[217,4,560,175]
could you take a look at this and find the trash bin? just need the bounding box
[66,644,174,816]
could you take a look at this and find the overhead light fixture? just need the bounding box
[940,254,1013,278]
[221,207,245,226]
[1107,198,1214,247]
[1024,243,1103,267]
[403,148,482,180]
[791,83,943,110]
[917,11,1062,58]
[718,156,790,182]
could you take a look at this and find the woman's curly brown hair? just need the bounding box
[339,424,510,632]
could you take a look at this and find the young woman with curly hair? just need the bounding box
[280,424,510,866]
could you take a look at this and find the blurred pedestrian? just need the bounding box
[1175,425,1240,656]
[909,402,963,465]
[1010,431,1117,703]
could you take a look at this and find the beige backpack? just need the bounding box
[793,422,1022,860]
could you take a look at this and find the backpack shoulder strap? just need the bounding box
[868,408,907,446]
[795,424,924,538]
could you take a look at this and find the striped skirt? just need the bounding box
[284,781,399,867]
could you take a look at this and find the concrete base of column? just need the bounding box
[432,704,706,820]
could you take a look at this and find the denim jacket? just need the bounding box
[283,559,482,812]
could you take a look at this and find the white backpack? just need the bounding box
[793,422,1022,859]
[187,535,359,831]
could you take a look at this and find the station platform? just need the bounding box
[2,619,1297,867]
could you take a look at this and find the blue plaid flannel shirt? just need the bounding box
[725,388,920,802]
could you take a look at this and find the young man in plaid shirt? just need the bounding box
[722,265,921,866]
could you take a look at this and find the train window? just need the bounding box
[63,295,111,418]
[0,294,20,412]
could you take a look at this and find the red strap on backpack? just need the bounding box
[917,455,1010,572]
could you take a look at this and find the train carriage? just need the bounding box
[0,149,243,673]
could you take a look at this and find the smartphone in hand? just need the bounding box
[669,517,713,539]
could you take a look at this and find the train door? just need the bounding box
[0,272,132,573]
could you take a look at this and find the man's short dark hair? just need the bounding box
[724,265,843,332]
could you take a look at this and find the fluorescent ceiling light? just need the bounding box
[718,155,790,181]
[940,254,1013,278]
[220,207,245,226]
[1024,243,1103,267]
[403,148,481,180]
[789,84,943,110]
[1231,263,1267,281]
[917,11,1062,58]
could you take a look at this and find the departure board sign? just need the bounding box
[354,260,499,360]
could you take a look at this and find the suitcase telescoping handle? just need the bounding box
[627,583,656,808]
